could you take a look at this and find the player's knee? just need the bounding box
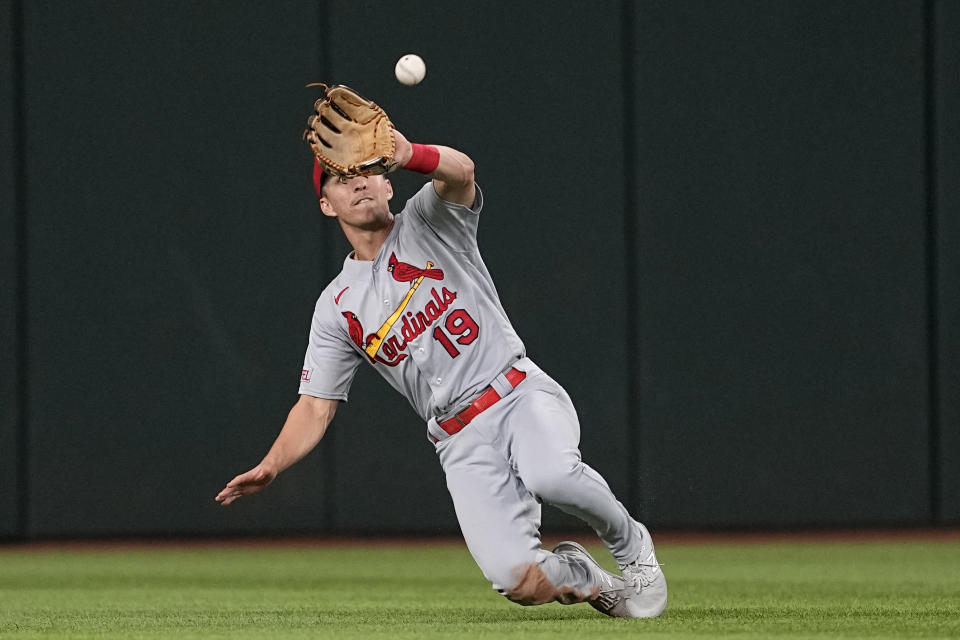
[496,562,557,606]
[475,556,527,597]
[479,557,551,606]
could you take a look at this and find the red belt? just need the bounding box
[432,368,527,442]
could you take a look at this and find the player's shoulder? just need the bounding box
[308,270,349,317]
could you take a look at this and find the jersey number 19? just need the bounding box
[432,308,479,358]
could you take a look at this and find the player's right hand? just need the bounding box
[214,464,277,506]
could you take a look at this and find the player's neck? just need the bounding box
[342,215,395,261]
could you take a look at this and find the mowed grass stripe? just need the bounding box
[1,541,958,638]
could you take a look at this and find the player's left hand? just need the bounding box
[305,83,396,177]
[214,464,277,506]
[391,129,413,169]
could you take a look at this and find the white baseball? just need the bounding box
[395,54,426,86]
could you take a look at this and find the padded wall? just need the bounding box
[2,0,953,538]
[22,1,328,536]
[631,0,929,526]
[936,0,960,523]
[0,0,21,536]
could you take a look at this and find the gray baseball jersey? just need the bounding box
[298,182,525,421]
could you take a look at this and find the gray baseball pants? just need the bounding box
[429,359,642,604]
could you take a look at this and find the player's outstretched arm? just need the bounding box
[393,130,475,207]
[214,395,337,506]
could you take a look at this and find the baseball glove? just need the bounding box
[304,83,396,177]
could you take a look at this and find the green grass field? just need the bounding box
[1,539,958,639]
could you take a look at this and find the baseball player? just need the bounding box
[215,87,667,618]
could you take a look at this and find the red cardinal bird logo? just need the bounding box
[342,311,406,366]
[342,311,366,349]
[388,252,444,283]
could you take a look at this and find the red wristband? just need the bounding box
[404,143,440,174]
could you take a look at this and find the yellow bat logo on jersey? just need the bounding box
[364,254,445,359]
[364,262,432,358]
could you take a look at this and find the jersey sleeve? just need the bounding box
[408,181,484,251]
[298,295,363,401]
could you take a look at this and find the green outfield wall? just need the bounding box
[0,0,956,538]
[0,0,21,537]
[935,0,960,522]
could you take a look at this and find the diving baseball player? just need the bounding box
[215,86,667,618]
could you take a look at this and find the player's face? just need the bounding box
[319,174,394,230]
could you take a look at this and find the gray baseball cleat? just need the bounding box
[551,541,652,619]
[617,520,668,618]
